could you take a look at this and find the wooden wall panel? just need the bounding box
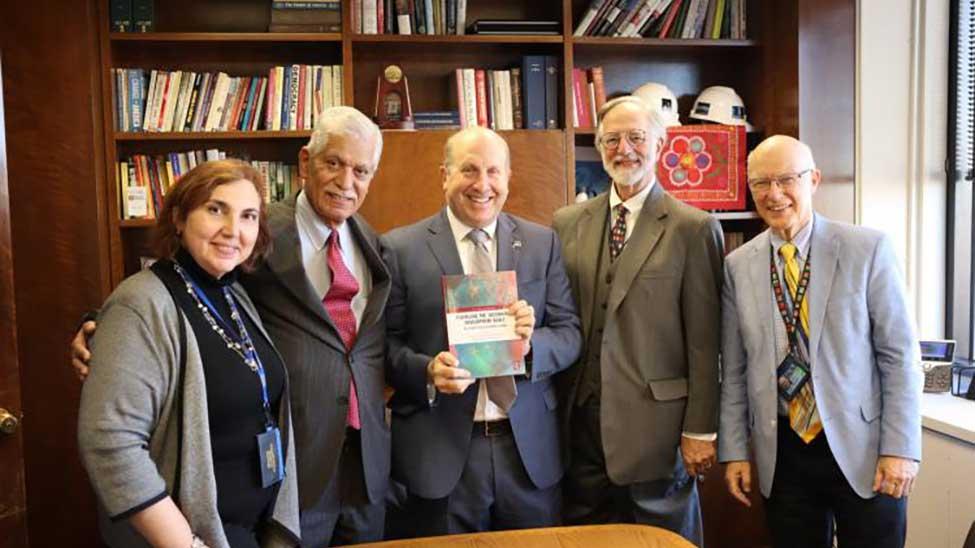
[360,129,567,233]
[1,0,110,546]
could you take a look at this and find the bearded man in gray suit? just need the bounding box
[552,96,723,546]
[719,135,921,548]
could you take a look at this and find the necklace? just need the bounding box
[173,262,259,371]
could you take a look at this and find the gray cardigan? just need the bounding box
[78,269,300,547]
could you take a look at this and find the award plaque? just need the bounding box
[374,65,415,129]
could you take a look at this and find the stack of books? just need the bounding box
[574,0,746,39]
[571,66,607,129]
[270,0,342,33]
[413,111,462,129]
[353,0,468,35]
[454,56,559,130]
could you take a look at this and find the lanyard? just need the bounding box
[769,245,811,352]
[175,263,276,429]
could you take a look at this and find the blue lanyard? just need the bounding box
[178,266,276,429]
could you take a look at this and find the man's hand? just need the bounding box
[872,456,919,499]
[71,321,97,381]
[724,460,753,507]
[509,300,535,356]
[680,436,716,478]
[426,352,475,394]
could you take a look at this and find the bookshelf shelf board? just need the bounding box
[574,128,596,135]
[712,211,761,220]
[119,219,156,228]
[115,130,314,141]
[570,37,757,48]
[350,34,564,45]
[110,32,343,43]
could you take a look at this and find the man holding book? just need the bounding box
[72,106,392,546]
[552,96,723,545]
[382,126,581,535]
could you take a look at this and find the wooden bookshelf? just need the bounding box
[98,0,793,287]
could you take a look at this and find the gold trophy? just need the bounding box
[374,64,415,129]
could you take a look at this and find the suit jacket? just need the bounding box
[552,184,724,485]
[718,214,922,498]
[240,194,392,510]
[382,209,582,500]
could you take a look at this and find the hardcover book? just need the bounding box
[442,271,525,379]
[656,124,747,210]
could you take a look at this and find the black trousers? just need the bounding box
[766,421,907,548]
[387,422,561,538]
[299,429,385,547]
[563,402,703,546]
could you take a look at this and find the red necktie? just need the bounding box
[322,230,361,430]
[609,204,628,261]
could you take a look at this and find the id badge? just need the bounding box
[776,353,810,402]
[257,426,285,488]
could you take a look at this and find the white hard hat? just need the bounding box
[690,85,754,131]
[632,82,681,127]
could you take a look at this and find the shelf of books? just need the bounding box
[100,0,784,284]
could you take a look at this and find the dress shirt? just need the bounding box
[769,216,814,415]
[445,206,507,422]
[295,191,372,327]
[609,178,716,442]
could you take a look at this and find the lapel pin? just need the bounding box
[512,240,522,250]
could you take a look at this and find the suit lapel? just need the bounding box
[748,230,776,375]
[607,184,667,315]
[808,215,839,363]
[427,209,464,276]
[496,214,521,272]
[575,193,608,331]
[348,214,390,335]
[265,196,344,352]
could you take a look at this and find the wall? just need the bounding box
[856,0,947,338]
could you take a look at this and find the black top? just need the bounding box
[156,249,286,546]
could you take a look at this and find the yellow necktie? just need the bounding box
[779,242,822,443]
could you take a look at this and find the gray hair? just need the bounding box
[595,95,667,152]
[305,106,384,169]
[443,126,511,172]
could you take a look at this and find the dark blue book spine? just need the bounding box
[129,69,145,132]
[240,77,258,131]
[281,68,292,130]
[131,0,153,32]
[544,55,559,129]
[522,56,546,130]
[110,0,132,32]
[446,0,456,34]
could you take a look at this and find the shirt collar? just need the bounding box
[769,215,815,259]
[609,177,655,214]
[445,206,498,245]
[296,190,342,250]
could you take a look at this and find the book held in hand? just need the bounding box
[442,271,525,378]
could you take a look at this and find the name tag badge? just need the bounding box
[776,353,810,401]
[257,426,285,488]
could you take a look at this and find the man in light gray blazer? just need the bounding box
[719,135,922,548]
[552,96,723,546]
[382,127,581,535]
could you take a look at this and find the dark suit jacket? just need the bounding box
[382,209,582,500]
[552,184,723,485]
[240,194,391,510]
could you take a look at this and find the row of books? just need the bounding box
[454,56,559,130]
[109,0,153,32]
[118,150,298,219]
[571,67,608,130]
[352,0,469,35]
[574,0,747,39]
[111,65,344,133]
[724,231,745,255]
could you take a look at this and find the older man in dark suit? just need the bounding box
[73,106,392,546]
[382,126,581,535]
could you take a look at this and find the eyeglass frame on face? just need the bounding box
[747,168,813,193]
[598,129,648,150]
[318,154,374,181]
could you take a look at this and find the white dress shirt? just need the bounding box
[609,179,716,442]
[445,207,508,422]
[295,191,372,327]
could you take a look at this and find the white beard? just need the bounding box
[604,157,648,188]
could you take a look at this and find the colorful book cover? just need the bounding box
[442,270,525,379]
[656,124,747,210]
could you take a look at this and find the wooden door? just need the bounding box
[0,56,29,547]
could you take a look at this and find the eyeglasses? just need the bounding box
[598,129,648,150]
[748,169,813,193]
